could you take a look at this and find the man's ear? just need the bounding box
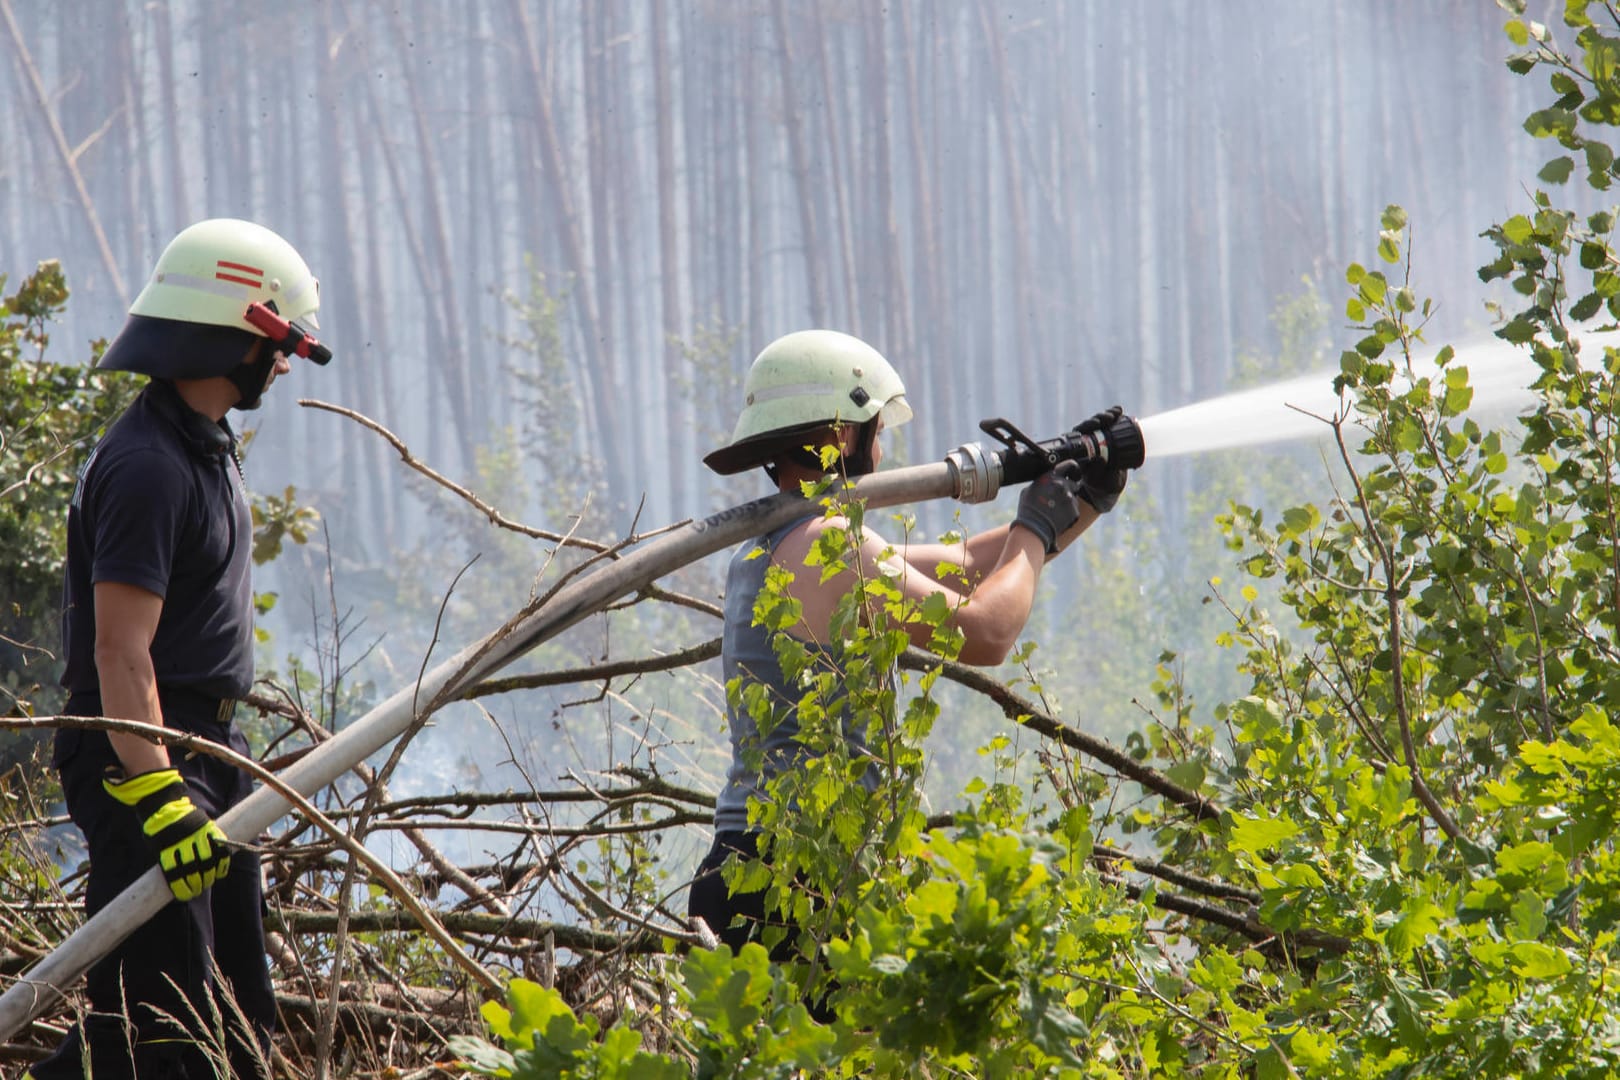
[239,337,265,366]
[832,422,858,455]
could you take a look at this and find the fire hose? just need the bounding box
[0,411,1145,1040]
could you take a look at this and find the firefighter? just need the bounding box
[29,219,328,1079]
[686,328,1126,955]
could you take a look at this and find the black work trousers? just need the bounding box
[687,830,837,1022]
[31,696,274,1080]
[688,831,783,955]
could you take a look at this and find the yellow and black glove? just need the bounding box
[103,767,232,901]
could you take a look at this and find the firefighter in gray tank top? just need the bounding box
[687,329,1128,953]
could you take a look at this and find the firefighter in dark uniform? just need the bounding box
[29,219,329,1080]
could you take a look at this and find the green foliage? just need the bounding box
[458,14,1620,1076]
[251,483,320,564]
[0,261,137,729]
[450,978,688,1079]
[1165,178,1620,1070]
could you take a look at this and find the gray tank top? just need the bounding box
[713,515,879,832]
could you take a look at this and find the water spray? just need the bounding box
[1136,330,1620,460]
[0,408,1148,1041]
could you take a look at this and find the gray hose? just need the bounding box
[0,463,960,1041]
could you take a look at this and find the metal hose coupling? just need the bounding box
[944,439,1002,503]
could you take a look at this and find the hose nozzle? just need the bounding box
[1092,412,1145,471]
[944,411,1146,503]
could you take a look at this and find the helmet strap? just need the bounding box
[845,419,879,477]
[763,422,878,484]
[229,344,277,411]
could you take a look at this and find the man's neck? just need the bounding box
[170,376,238,422]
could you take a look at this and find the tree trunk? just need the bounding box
[769,0,828,327]
[651,0,691,507]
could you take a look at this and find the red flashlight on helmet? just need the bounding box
[243,301,332,365]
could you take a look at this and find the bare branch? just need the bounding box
[1,714,504,993]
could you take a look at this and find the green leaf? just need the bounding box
[1502,214,1535,244]
[1499,316,1539,344]
[1586,140,1615,176]
[448,1035,517,1076]
[1165,760,1206,790]
[1229,811,1300,855]
[1510,941,1573,979]
[1387,898,1443,957]
[1539,155,1575,184]
[1570,291,1603,321]
[1378,231,1401,264]
[1356,334,1387,359]
[1281,506,1318,535]
[1523,107,1576,141]
[1443,383,1474,414]
[1359,272,1388,305]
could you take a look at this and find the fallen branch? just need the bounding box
[909,650,1224,823]
[270,909,687,952]
[0,714,502,995]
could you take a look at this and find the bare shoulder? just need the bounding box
[771,513,900,577]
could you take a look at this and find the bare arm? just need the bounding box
[92,581,170,775]
[897,502,1100,587]
[780,516,1052,667]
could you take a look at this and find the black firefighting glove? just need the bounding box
[104,767,232,901]
[1013,460,1085,554]
[1072,405,1128,514]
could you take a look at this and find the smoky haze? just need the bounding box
[0,3,1569,827]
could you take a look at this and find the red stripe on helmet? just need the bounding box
[216,260,263,277]
[215,272,262,287]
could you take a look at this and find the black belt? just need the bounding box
[159,686,239,724]
[69,686,239,726]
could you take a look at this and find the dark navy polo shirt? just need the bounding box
[60,379,255,701]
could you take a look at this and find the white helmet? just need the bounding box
[704,330,912,476]
[131,218,318,330]
[99,218,321,381]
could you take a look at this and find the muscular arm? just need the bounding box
[780,516,1055,667]
[93,581,170,775]
[898,502,1100,587]
[917,525,1048,665]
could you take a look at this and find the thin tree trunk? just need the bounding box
[607,2,652,515]
[744,13,767,342]
[651,0,691,507]
[384,2,476,472]
[809,14,857,322]
[352,93,402,547]
[509,0,617,464]
[350,12,448,470]
[975,0,1033,417]
[1,0,128,302]
[769,0,828,326]
[151,0,189,224]
[864,7,910,355]
[312,6,371,550]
